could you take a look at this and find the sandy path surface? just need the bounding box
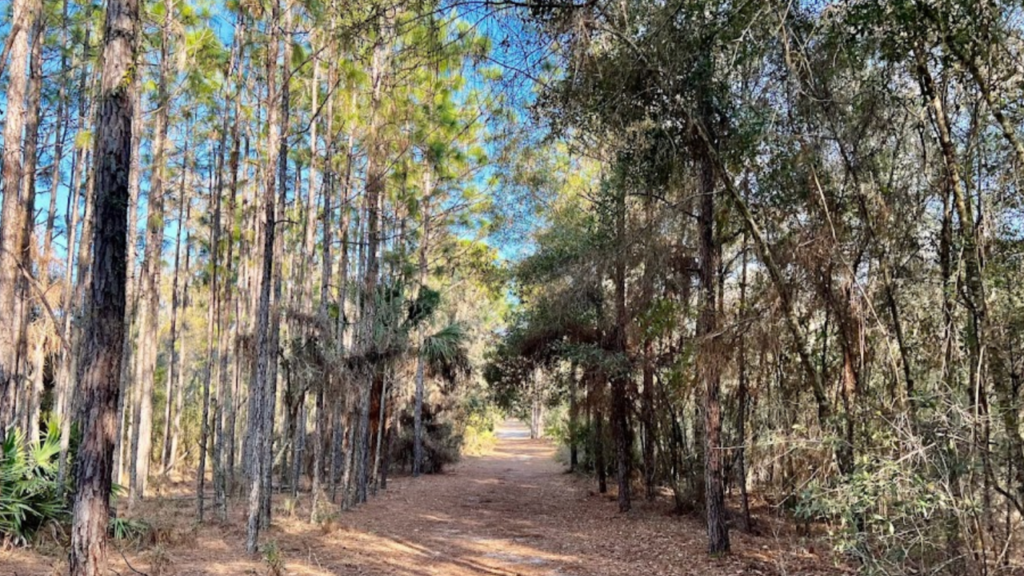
[3,420,839,575]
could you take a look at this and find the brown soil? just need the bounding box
[2,421,843,575]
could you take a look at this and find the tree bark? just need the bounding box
[413,175,431,477]
[354,22,390,505]
[698,140,729,554]
[129,0,174,504]
[16,14,46,439]
[246,0,281,551]
[609,182,631,514]
[163,146,191,475]
[310,56,333,517]
[68,0,138,568]
[0,0,39,429]
[736,239,751,532]
[114,67,142,488]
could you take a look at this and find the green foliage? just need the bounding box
[406,286,441,329]
[109,516,153,548]
[262,540,285,576]
[0,419,70,545]
[462,399,501,455]
[421,323,472,388]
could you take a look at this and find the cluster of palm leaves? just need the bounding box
[0,418,69,545]
[371,282,471,386]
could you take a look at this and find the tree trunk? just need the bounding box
[354,28,389,506]
[217,22,245,515]
[594,405,607,494]
[56,55,90,490]
[371,371,388,494]
[194,152,217,517]
[261,9,292,526]
[698,139,729,555]
[68,0,138,568]
[15,18,46,436]
[413,177,431,477]
[642,340,656,501]
[163,157,190,475]
[114,68,142,488]
[129,0,174,504]
[569,362,578,472]
[0,0,39,429]
[736,239,751,532]
[610,187,631,513]
[246,0,281,551]
[310,59,333,515]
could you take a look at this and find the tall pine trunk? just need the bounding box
[698,136,729,554]
[114,68,143,487]
[163,149,191,475]
[129,0,174,504]
[68,0,138,568]
[0,0,39,429]
[413,176,431,477]
[610,187,631,513]
[246,0,281,551]
[20,14,46,439]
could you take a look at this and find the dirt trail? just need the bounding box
[3,421,839,575]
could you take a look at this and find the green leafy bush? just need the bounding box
[0,418,69,545]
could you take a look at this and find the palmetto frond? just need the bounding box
[421,323,471,388]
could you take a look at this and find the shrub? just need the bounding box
[262,540,285,576]
[109,516,153,548]
[462,399,501,455]
[391,402,462,473]
[0,418,69,545]
[462,425,496,455]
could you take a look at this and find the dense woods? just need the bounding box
[4,0,1024,574]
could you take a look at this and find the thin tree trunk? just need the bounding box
[43,0,72,266]
[698,136,729,554]
[58,69,97,488]
[217,22,245,514]
[163,154,190,474]
[246,0,281,550]
[56,56,90,489]
[610,187,631,513]
[371,371,388,494]
[196,150,216,519]
[129,0,174,504]
[331,92,356,504]
[569,362,578,473]
[260,6,292,526]
[114,69,142,488]
[310,53,333,515]
[736,238,751,533]
[0,0,39,429]
[355,40,387,507]
[169,200,191,474]
[642,340,656,501]
[594,404,607,494]
[413,177,431,477]
[18,14,46,439]
[210,43,234,517]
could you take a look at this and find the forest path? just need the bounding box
[4,420,838,575]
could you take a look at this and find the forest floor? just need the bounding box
[4,421,844,575]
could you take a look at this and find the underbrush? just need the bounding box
[462,403,501,455]
[1,418,158,553]
[391,402,463,473]
[462,425,496,455]
[1,419,69,545]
